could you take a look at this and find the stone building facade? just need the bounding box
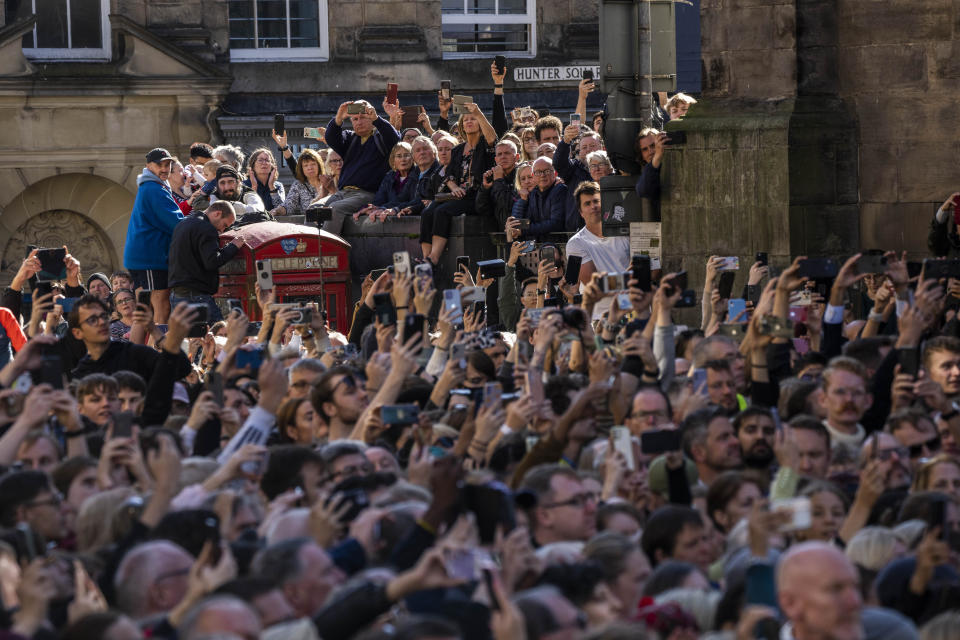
[661,0,960,301]
[0,0,600,282]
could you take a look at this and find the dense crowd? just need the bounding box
[0,58,958,640]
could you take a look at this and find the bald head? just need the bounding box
[777,542,862,640]
[180,595,261,640]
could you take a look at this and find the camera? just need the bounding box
[601,272,626,293]
[290,306,313,325]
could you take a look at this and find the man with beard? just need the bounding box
[211,165,267,222]
[858,432,912,491]
[819,357,872,450]
[681,406,742,486]
[734,406,776,472]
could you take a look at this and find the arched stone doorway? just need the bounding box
[1,211,118,284]
[0,173,134,286]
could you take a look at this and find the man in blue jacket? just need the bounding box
[322,99,401,236]
[506,157,567,242]
[123,148,184,323]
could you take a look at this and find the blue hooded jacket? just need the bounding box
[123,168,184,271]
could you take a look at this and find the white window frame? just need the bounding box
[21,0,111,61]
[229,0,329,62]
[441,0,536,59]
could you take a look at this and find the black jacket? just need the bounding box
[168,214,240,295]
[70,340,190,383]
[476,167,518,229]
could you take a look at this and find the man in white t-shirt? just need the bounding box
[564,181,630,319]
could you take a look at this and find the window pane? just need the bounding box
[498,0,527,15]
[6,0,37,47]
[70,0,103,48]
[35,0,69,48]
[441,0,463,14]
[466,0,494,14]
[256,0,287,48]
[228,0,255,49]
[442,22,528,54]
[289,0,318,48]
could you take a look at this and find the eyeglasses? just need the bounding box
[634,409,668,420]
[81,313,110,327]
[115,297,134,305]
[588,163,609,170]
[332,375,358,393]
[290,380,314,389]
[25,492,62,509]
[327,159,343,164]
[532,169,554,176]
[541,493,596,510]
[909,435,941,458]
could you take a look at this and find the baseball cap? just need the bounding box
[146,148,175,164]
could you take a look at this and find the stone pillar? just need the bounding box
[661,0,859,303]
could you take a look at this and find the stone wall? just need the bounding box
[836,0,960,252]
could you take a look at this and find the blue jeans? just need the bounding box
[170,294,222,323]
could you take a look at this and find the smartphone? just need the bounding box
[755,251,768,267]
[236,346,264,373]
[899,347,920,378]
[570,112,581,127]
[717,324,746,340]
[582,69,594,81]
[758,315,795,338]
[387,82,399,105]
[665,130,687,145]
[226,298,243,314]
[676,289,697,308]
[631,255,651,291]
[304,127,323,139]
[373,292,396,326]
[494,55,506,75]
[415,263,433,280]
[274,114,285,136]
[520,240,537,254]
[789,305,808,323]
[461,286,485,304]
[443,289,464,323]
[402,313,425,345]
[112,411,136,439]
[453,95,473,115]
[931,500,947,539]
[665,270,687,295]
[202,515,222,565]
[451,342,466,365]
[256,259,274,290]
[526,307,543,328]
[440,80,451,100]
[717,256,740,272]
[798,257,839,280]
[34,281,53,299]
[36,248,67,281]
[207,370,225,407]
[540,244,557,265]
[857,254,887,274]
[189,304,209,324]
[611,426,635,470]
[717,271,736,299]
[445,548,483,582]
[37,346,64,390]
[517,218,531,230]
[381,404,419,425]
[477,259,506,279]
[14,523,41,563]
[640,428,681,455]
[456,256,470,273]
[393,251,411,275]
[483,568,500,612]
[59,297,78,313]
[727,298,748,321]
[565,255,582,285]
[771,497,812,532]
[691,368,708,396]
[483,382,502,407]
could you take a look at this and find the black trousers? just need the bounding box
[419,196,478,242]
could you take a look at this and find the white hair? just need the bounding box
[212,145,245,170]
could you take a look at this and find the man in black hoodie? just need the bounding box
[168,201,244,322]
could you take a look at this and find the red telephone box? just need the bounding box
[215,221,352,334]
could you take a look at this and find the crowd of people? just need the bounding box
[0,56,958,640]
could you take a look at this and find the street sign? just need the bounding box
[513,65,601,83]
